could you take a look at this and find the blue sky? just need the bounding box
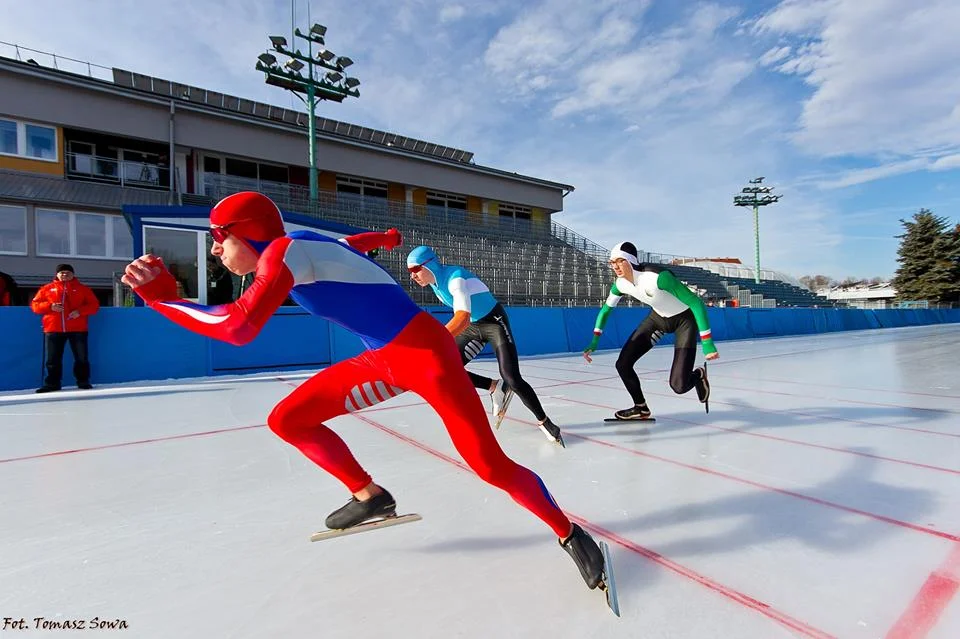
[4,0,960,280]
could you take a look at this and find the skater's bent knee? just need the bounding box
[615,358,636,374]
[267,401,309,440]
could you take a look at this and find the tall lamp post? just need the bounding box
[733,177,782,284]
[255,24,360,201]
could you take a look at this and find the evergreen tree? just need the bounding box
[892,210,958,302]
[933,223,960,303]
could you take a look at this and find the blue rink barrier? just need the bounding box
[1,306,958,391]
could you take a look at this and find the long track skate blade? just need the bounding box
[703,360,710,414]
[604,417,656,423]
[310,514,422,542]
[598,541,621,617]
[493,391,515,430]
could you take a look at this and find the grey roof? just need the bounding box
[0,170,173,209]
[112,68,476,165]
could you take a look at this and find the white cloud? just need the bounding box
[483,0,652,96]
[758,45,791,67]
[930,154,960,171]
[492,3,751,119]
[816,159,930,189]
[751,0,960,159]
[439,5,466,23]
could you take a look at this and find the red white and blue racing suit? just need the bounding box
[134,229,570,537]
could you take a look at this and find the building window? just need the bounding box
[0,204,28,255]
[0,120,16,155]
[36,210,71,256]
[337,176,388,198]
[75,213,107,257]
[498,203,532,220]
[36,209,133,259]
[0,118,58,161]
[426,190,467,210]
[112,216,133,258]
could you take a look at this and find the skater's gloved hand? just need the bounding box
[122,255,179,304]
[383,228,402,251]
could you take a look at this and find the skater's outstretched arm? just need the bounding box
[123,240,294,346]
[583,282,622,362]
[656,270,718,359]
[338,228,402,254]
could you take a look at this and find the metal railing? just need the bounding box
[202,174,614,306]
[66,152,166,188]
[0,41,114,82]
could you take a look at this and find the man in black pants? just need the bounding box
[583,242,719,420]
[30,264,100,393]
[407,245,564,446]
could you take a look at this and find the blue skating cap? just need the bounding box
[406,245,438,268]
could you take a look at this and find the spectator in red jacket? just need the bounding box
[31,264,100,393]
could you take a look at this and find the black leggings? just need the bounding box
[456,305,548,422]
[43,331,90,388]
[616,309,699,405]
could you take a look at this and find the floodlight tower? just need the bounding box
[733,177,782,284]
[255,24,360,201]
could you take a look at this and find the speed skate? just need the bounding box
[310,513,422,542]
[493,390,515,430]
[598,541,620,617]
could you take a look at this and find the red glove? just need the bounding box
[383,228,402,251]
[343,228,403,253]
[132,259,180,305]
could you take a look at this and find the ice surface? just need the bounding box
[2,325,959,638]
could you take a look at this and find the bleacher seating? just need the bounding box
[722,276,840,307]
[203,175,831,309]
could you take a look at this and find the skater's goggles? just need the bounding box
[407,258,435,274]
[209,221,249,243]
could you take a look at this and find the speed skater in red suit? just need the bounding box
[120,191,606,589]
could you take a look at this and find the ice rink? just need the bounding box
[2,324,959,638]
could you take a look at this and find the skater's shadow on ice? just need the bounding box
[415,532,661,596]
[562,421,653,444]
[585,401,956,444]
[0,387,227,407]
[418,533,545,553]
[614,454,938,557]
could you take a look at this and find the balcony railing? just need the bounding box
[66,152,165,188]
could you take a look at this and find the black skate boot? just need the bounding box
[694,364,710,413]
[538,417,565,447]
[325,487,397,530]
[560,524,605,589]
[613,403,653,421]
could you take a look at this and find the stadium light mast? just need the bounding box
[255,23,360,201]
[733,177,782,284]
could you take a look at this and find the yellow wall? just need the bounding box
[387,183,406,202]
[0,126,64,176]
[486,201,499,225]
[317,171,337,192]
[411,188,427,207]
[532,207,547,224]
[467,196,483,225]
